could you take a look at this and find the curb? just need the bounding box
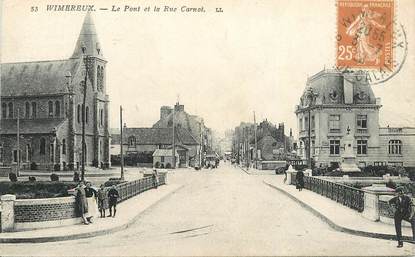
[0,184,185,243]
[263,181,413,242]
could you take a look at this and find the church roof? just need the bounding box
[1,12,104,98]
[0,119,66,135]
[1,59,81,97]
[71,12,104,59]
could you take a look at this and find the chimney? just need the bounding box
[160,106,172,120]
[174,103,184,112]
[343,76,354,104]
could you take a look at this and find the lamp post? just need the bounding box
[308,107,312,169]
[81,44,88,181]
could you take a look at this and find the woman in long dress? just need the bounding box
[84,182,98,223]
[75,182,89,225]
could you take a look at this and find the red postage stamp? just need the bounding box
[336,0,394,71]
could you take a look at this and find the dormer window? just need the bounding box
[128,136,136,147]
[96,42,101,55]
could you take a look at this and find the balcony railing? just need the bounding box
[356,128,368,134]
[303,176,364,212]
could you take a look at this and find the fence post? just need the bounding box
[362,184,394,221]
[1,194,16,232]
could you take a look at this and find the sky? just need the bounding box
[1,0,415,137]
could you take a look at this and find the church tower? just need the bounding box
[70,12,110,168]
[71,11,107,94]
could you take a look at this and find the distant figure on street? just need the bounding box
[283,163,289,183]
[75,181,89,225]
[152,169,159,189]
[296,170,304,191]
[97,184,108,218]
[85,182,98,223]
[108,185,120,217]
[389,187,415,247]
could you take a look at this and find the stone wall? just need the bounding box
[14,197,77,223]
[0,174,166,232]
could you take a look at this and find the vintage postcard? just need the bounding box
[0,0,415,256]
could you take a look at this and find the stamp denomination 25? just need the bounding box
[336,0,394,70]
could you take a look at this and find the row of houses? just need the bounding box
[110,103,215,168]
[231,119,295,167]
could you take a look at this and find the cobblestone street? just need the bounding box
[0,163,413,256]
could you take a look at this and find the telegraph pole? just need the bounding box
[120,106,124,180]
[254,111,258,169]
[199,122,203,167]
[172,103,176,169]
[16,108,20,176]
[81,45,88,181]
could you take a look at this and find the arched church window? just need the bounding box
[8,102,13,118]
[86,106,89,124]
[40,138,46,155]
[1,103,6,119]
[31,102,37,118]
[55,101,60,118]
[48,101,53,117]
[25,102,30,118]
[77,105,81,123]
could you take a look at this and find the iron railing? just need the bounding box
[116,173,166,203]
[304,176,365,212]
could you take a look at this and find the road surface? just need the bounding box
[1,163,413,256]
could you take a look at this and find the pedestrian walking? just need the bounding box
[85,182,98,223]
[296,170,304,191]
[283,163,289,183]
[75,181,89,225]
[153,169,159,189]
[108,185,120,217]
[97,184,108,218]
[389,187,415,247]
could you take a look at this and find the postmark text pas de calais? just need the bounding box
[336,0,394,71]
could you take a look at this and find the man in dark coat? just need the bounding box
[296,170,305,191]
[389,187,415,247]
[107,185,120,217]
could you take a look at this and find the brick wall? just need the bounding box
[14,197,77,223]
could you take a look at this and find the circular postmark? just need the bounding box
[336,19,408,85]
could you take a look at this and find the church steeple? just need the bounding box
[71,12,104,59]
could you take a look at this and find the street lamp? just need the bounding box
[81,43,88,181]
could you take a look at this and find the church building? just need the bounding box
[0,13,111,170]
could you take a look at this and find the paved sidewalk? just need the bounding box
[263,175,414,241]
[0,183,183,243]
[239,166,277,175]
